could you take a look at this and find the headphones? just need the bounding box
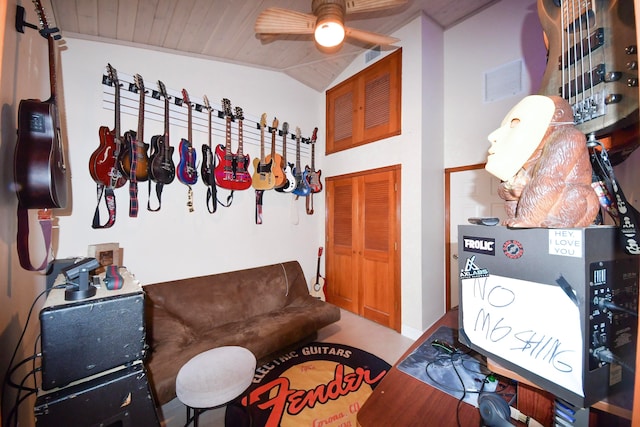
[478,392,544,427]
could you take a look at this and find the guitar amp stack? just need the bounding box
[35,267,161,427]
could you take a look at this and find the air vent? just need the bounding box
[365,46,381,63]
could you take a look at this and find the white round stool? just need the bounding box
[176,346,256,427]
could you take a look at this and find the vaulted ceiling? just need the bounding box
[47,0,500,92]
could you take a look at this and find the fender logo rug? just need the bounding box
[226,342,391,427]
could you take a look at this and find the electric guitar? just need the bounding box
[292,127,311,197]
[176,89,198,186]
[233,106,252,189]
[15,0,68,209]
[252,113,275,190]
[309,246,327,301]
[214,100,252,190]
[265,117,286,189]
[149,81,175,185]
[119,73,150,182]
[201,96,215,186]
[305,127,322,193]
[538,0,638,150]
[275,121,296,193]
[89,64,127,189]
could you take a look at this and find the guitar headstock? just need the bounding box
[296,127,301,141]
[260,113,267,129]
[107,63,119,87]
[134,74,145,93]
[272,117,279,132]
[222,98,232,118]
[203,95,211,111]
[282,122,289,135]
[158,81,168,100]
[32,0,54,35]
[311,127,318,143]
[235,106,244,121]
[181,89,191,108]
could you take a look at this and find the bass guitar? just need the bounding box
[15,0,68,209]
[252,113,275,190]
[214,100,252,190]
[292,127,311,197]
[275,121,296,193]
[119,73,149,182]
[177,89,198,186]
[538,0,638,161]
[309,246,327,301]
[265,117,286,189]
[305,127,322,193]
[149,81,175,185]
[89,64,127,189]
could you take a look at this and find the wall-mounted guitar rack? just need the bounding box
[100,68,314,162]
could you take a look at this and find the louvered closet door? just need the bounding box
[326,166,401,331]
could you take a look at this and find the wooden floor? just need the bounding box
[159,309,415,426]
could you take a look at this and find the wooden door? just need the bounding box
[326,165,401,331]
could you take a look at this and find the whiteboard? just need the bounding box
[461,274,584,397]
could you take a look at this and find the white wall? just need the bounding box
[444,0,547,167]
[56,38,324,285]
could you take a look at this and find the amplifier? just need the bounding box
[35,361,160,427]
[458,225,638,408]
[40,268,146,390]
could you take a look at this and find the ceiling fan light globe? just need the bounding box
[314,20,345,47]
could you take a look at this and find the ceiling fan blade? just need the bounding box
[254,8,316,35]
[345,0,408,14]
[345,26,400,46]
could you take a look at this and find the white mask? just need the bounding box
[485,95,556,181]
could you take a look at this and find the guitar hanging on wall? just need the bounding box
[537,0,639,164]
[15,0,68,210]
[214,100,252,190]
[201,95,217,213]
[149,81,176,186]
[89,64,127,189]
[252,113,276,190]
[265,117,286,189]
[14,0,69,271]
[119,73,150,182]
[275,122,296,193]
[305,127,322,193]
[292,127,311,197]
[177,89,198,212]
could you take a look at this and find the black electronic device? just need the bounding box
[40,271,146,390]
[61,257,100,300]
[34,362,160,427]
[458,225,638,408]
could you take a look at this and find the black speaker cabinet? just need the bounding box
[40,271,146,390]
[34,362,160,427]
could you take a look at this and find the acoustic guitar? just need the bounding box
[538,0,639,163]
[265,117,286,189]
[305,127,322,193]
[89,64,127,189]
[149,81,175,185]
[275,121,296,193]
[119,73,150,182]
[309,246,327,301]
[15,0,68,209]
[252,113,276,190]
[292,127,311,197]
[176,89,198,186]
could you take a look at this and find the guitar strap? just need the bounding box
[255,190,264,224]
[147,181,163,212]
[129,138,138,217]
[306,193,314,215]
[589,140,640,255]
[92,185,116,229]
[16,205,53,271]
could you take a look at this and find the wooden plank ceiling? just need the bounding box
[46,0,500,92]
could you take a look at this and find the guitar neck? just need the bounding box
[187,103,193,142]
[137,89,145,143]
[225,116,232,155]
[260,126,266,161]
[238,119,244,156]
[163,97,170,151]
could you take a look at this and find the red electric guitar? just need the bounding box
[309,247,327,301]
[214,100,252,190]
[15,0,68,209]
[89,64,127,189]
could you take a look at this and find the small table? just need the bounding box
[176,346,256,427]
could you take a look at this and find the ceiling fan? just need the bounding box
[254,0,408,50]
